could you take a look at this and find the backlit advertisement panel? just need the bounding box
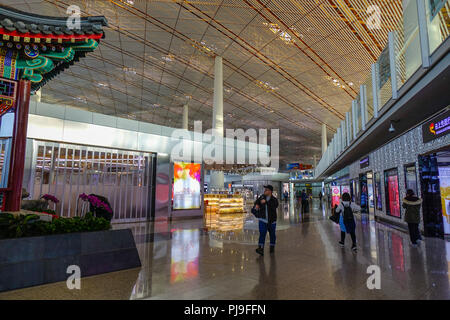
[332,186,340,207]
[173,162,201,210]
[385,169,400,218]
[341,185,350,195]
[438,166,450,235]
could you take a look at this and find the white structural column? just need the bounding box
[210,56,225,190]
[212,56,224,134]
[321,123,327,155]
[182,104,188,130]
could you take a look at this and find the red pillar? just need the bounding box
[5,80,31,212]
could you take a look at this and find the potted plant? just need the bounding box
[79,193,113,221]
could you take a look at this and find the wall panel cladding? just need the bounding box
[348,124,450,231]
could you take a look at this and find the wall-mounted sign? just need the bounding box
[422,109,450,143]
[360,156,370,169]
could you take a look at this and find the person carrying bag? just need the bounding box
[253,185,278,256]
[334,192,360,252]
[329,204,340,224]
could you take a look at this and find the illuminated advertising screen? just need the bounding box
[438,166,450,235]
[332,186,340,207]
[385,169,400,218]
[173,162,201,210]
[375,173,382,210]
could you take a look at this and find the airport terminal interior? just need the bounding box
[0,0,449,300]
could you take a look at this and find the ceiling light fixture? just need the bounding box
[96,82,108,88]
[256,80,279,92]
[263,22,296,45]
[161,54,174,62]
[123,67,137,75]
[73,97,87,104]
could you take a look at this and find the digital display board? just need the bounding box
[385,169,400,218]
[332,186,340,207]
[173,162,201,210]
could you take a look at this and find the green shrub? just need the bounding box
[0,212,111,239]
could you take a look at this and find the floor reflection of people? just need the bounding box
[251,256,277,299]
[332,249,358,296]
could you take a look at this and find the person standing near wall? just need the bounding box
[402,189,423,247]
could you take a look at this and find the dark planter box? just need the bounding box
[0,229,141,293]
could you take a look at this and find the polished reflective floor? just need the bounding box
[1,199,449,300]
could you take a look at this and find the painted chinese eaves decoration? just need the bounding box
[0,4,107,115]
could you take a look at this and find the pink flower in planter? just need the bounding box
[79,193,89,201]
[41,194,59,204]
[80,194,112,214]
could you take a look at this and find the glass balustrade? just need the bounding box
[426,0,450,54]
[315,0,449,178]
[395,0,422,90]
[363,75,374,123]
[377,47,392,109]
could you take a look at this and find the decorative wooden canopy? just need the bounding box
[0,5,107,93]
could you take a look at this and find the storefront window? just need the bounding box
[404,164,418,196]
[384,168,401,218]
[374,172,382,211]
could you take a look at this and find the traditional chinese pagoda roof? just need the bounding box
[0,5,106,40]
[0,5,107,91]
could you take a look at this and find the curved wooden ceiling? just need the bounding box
[9,0,403,166]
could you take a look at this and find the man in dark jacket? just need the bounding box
[301,190,308,213]
[402,189,423,246]
[254,185,279,256]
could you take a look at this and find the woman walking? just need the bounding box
[402,189,423,247]
[335,192,360,252]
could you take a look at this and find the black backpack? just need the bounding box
[343,204,354,221]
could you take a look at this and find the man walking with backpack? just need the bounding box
[334,192,361,252]
[252,185,279,256]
